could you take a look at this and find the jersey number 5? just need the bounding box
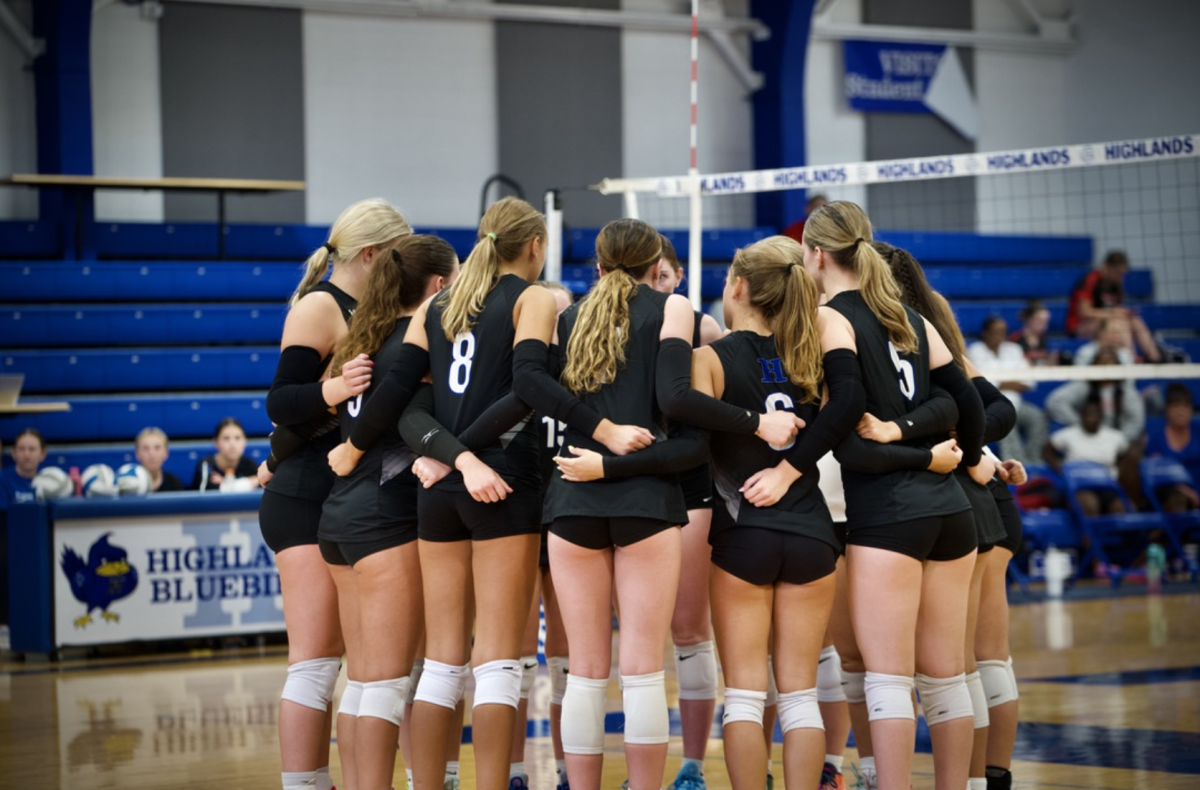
[449,331,476,394]
[888,341,916,400]
[764,392,796,451]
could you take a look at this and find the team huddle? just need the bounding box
[258,196,1024,790]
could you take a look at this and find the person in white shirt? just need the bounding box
[1044,398,1130,517]
[968,316,1048,463]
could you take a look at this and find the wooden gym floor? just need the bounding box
[3,584,1198,789]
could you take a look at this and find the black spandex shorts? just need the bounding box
[679,464,714,511]
[846,509,977,562]
[259,489,321,553]
[417,486,542,542]
[318,526,418,567]
[549,515,676,550]
[539,527,551,568]
[993,495,1024,555]
[710,526,838,586]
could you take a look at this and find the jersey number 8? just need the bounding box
[449,331,476,394]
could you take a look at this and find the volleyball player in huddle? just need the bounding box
[653,237,723,790]
[318,236,459,790]
[263,199,410,790]
[331,198,653,790]
[804,201,991,790]
[665,236,863,789]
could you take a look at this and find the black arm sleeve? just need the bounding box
[266,411,340,472]
[895,386,960,442]
[347,343,429,452]
[601,423,710,478]
[511,339,605,438]
[973,377,1018,445]
[784,349,866,475]
[397,384,470,467]
[265,345,330,425]
[459,392,533,449]
[656,337,760,434]
[833,432,933,474]
[930,363,986,467]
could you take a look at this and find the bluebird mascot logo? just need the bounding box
[60,533,139,629]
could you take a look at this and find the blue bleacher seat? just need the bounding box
[0,220,60,258]
[3,347,279,393]
[1140,457,1200,577]
[0,261,300,302]
[0,303,285,346]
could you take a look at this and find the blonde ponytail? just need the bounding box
[729,236,823,403]
[561,218,662,394]
[439,196,546,340]
[291,198,412,307]
[804,201,918,354]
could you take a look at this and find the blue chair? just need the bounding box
[1060,460,1167,586]
[1140,457,1200,580]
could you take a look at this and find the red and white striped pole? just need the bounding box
[687,0,703,310]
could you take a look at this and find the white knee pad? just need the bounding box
[978,658,1019,707]
[473,659,523,709]
[817,646,846,703]
[621,671,670,745]
[965,671,990,730]
[864,672,915,722]
[547,656,570,705]
[841,669,866,705]
[413,659,470,710]
[765,655,779,707]
[519,655,539,700]
[561,674,608,755]
[338,679,363,718]
[722,687,767,727]
[281,657,341,712]
[778,688,824,733]
[674,641,718,701]
[359,676,412,727]
[915,673,973,727]
[406,659,424,705]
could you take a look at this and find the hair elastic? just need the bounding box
[323,243,336,256]
[486,232,497,242]
[854,237,865,246]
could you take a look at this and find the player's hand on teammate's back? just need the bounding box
[455,452,512,503]
[594,420,655,456]
[256,460,273,487]
[554,446,605,482]
[754,410,805,448]
[856,412,902,444]
[328,440,364,477]
[967,453,997,486]
[998,458,1027,486]
[412,456,453,488]
[927,438,962,474]
[741,461,801,508]
[328,353,373,404]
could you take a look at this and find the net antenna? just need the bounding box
[686,0,703,310]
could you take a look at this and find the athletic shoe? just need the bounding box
[848,764,877,790]
[443,778,460,790]
[556,776,571,790]
[508,775,529,790]
[819,763,846,790]
[766,774,774,790]
[668,761,706,790]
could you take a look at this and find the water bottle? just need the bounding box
[1044,547,1070,599]
[1146,543,1166,594]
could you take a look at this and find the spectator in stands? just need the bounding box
[781,193,827,244]
[1046,346,1145,445]
[968,315,1048,463]
[0,427,47,507]
[1073,315,1161,366]
[1066,250,1161,360]
[1044,398,1129,516]
[1010,299,1063,366]
[1144,383,1200,511]
[191,417,259,492]
[135,427,185,493]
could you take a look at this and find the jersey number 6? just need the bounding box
[764,392,796,451]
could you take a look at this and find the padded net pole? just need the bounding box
[544,188,563,283]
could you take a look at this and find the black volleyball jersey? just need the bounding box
[708,332,837,548]
[320,317,419,541]
[539,413,567,494]
[425,273,539,492]
[826,290,969,526]
[541,284,686,524]
[266,280,357,501]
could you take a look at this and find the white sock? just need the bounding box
[510,762,527,778]
[557,759,567,779]
[825,754,844,772]
[681,757,704,774]
[316,766,333,790]
[860,756,876,777]
[406,768,414,790]
[766,756,774,774]
[281,771,318,790]
[445,760,460,779]
[968,779,988,790]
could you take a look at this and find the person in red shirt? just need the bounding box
[781,193,827,245]
[1066,251,1161,362]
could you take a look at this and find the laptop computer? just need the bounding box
[0,374,25,407]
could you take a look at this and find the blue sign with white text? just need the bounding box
[843,40,946,113]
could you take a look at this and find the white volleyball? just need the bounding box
[81,464,118,498]
[116,463,152,496]
[32,466,74,501]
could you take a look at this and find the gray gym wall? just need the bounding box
[496,0,624,229]
[864,0,975,232]
[159,3,305,224]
